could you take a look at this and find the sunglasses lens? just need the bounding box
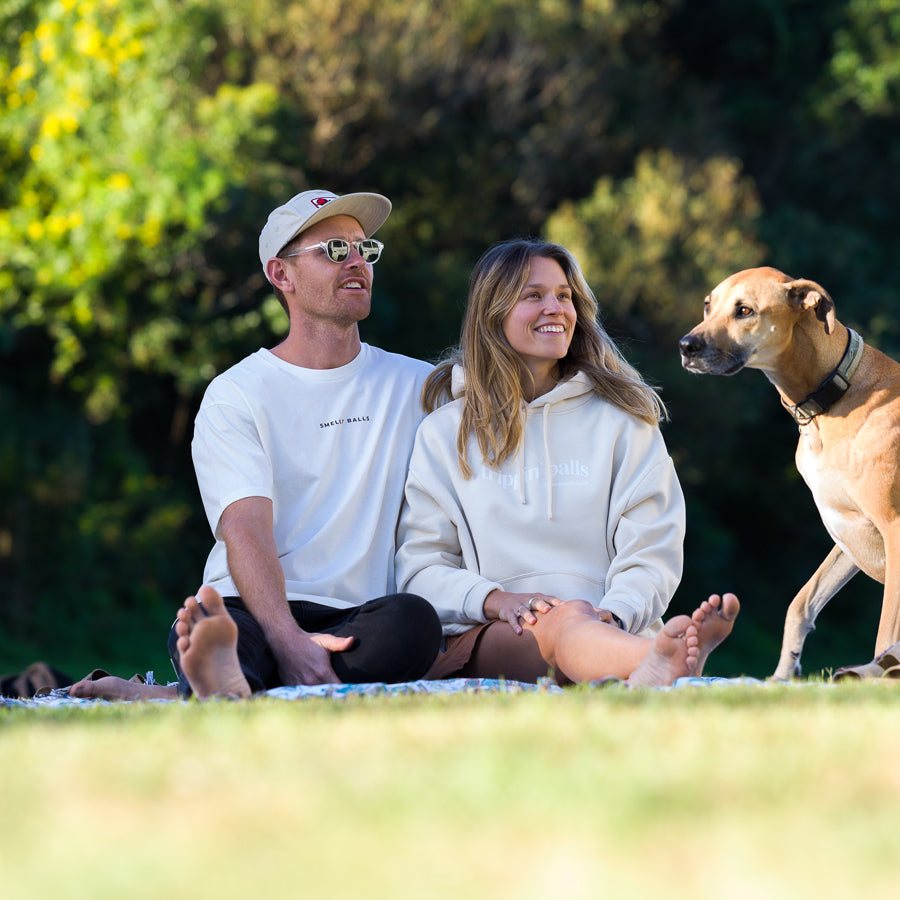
[324,240,351,262]
[318,239,382,263]
[358,240,382,263]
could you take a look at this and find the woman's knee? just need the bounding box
[527,598,597,659]
[541,598,596,627]
[565,598,595,615]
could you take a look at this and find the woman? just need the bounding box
[396,239,738,686]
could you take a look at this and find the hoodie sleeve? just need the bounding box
[599,436,686,634]
[396,421,503,634]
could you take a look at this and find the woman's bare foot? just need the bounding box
[626,615,699,687]
[68,674,177,701]
[692,593,740,675]
[175,586,251,699]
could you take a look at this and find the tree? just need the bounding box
[0,0,283,674]
[221,0,685,359]
[546,149,766,341]
[0,0,282,419]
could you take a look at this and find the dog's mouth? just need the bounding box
[718,358,747,376]
[679,349,747,376]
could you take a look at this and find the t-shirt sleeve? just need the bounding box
[191,391,274,539]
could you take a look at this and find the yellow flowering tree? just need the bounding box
[0,0,277,421]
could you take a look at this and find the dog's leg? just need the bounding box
[773,544,859,680]
[874,534,900,655]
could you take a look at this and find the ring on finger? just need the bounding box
[515,606,527,618]
[527,597,539,611]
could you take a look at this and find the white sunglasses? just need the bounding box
[283,238,384,264]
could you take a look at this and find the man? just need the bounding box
[70,189,441,700]
[169,188,442,695]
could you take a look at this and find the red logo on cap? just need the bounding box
[311,197,333,208]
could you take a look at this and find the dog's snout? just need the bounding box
[679,333,703,357]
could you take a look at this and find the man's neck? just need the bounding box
[271,324,362,370]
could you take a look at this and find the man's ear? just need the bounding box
[784,278,836,335]
[265,257,293,291]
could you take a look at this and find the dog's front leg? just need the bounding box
[773,544,859,680]
[874,531,900,655]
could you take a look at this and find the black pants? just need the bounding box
[167,593,442,696]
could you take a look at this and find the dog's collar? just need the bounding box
[783,328,864,426]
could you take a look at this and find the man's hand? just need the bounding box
[594,608,624,629]
[270,624,355,686]
[220,497,355,686]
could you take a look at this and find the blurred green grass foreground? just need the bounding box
[2,682,899,899]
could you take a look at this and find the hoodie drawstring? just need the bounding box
[517,402,555,521]
[542,403,553,521]
[517,441,527,507]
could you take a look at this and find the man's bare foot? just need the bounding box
[626,615,699,687]
[175,586,251,699]
[692,593,740,675]
[68,674,177,702]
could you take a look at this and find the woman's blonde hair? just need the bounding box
[422,239,667,477]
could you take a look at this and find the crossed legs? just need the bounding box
[70,589,740,699]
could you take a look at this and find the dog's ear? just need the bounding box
[785,279,836,335]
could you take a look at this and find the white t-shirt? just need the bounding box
[192,344,432,608]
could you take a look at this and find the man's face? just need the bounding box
[280,214,374,327]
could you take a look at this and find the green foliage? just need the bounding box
[0,0,283,674]
[0,329,208,677]
[546,149,766,339]
[822,0,900,118]
[226,0,682,359]
[0,0,279,419]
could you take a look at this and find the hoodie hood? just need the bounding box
[449,364,593,405]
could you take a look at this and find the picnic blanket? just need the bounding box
[0,674,771,708]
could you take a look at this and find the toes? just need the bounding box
[692,593,739,627]
[180,595,208,628]
[196,585,225,615]
[721,593,740,620]
[663,614,692,638]
[175,606,192,635]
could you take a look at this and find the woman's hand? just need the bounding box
[483,590,563,635]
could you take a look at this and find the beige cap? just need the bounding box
[258,189,391,281]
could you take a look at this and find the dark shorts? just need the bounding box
[426,625,488,679]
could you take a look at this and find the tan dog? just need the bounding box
[679,266,900,679]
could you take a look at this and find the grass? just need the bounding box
[2,681,899,899]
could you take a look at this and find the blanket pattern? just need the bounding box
[0,675,769,708]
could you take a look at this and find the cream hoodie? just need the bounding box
[396,368,685,635]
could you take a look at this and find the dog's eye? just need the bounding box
[735,305,753,318]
